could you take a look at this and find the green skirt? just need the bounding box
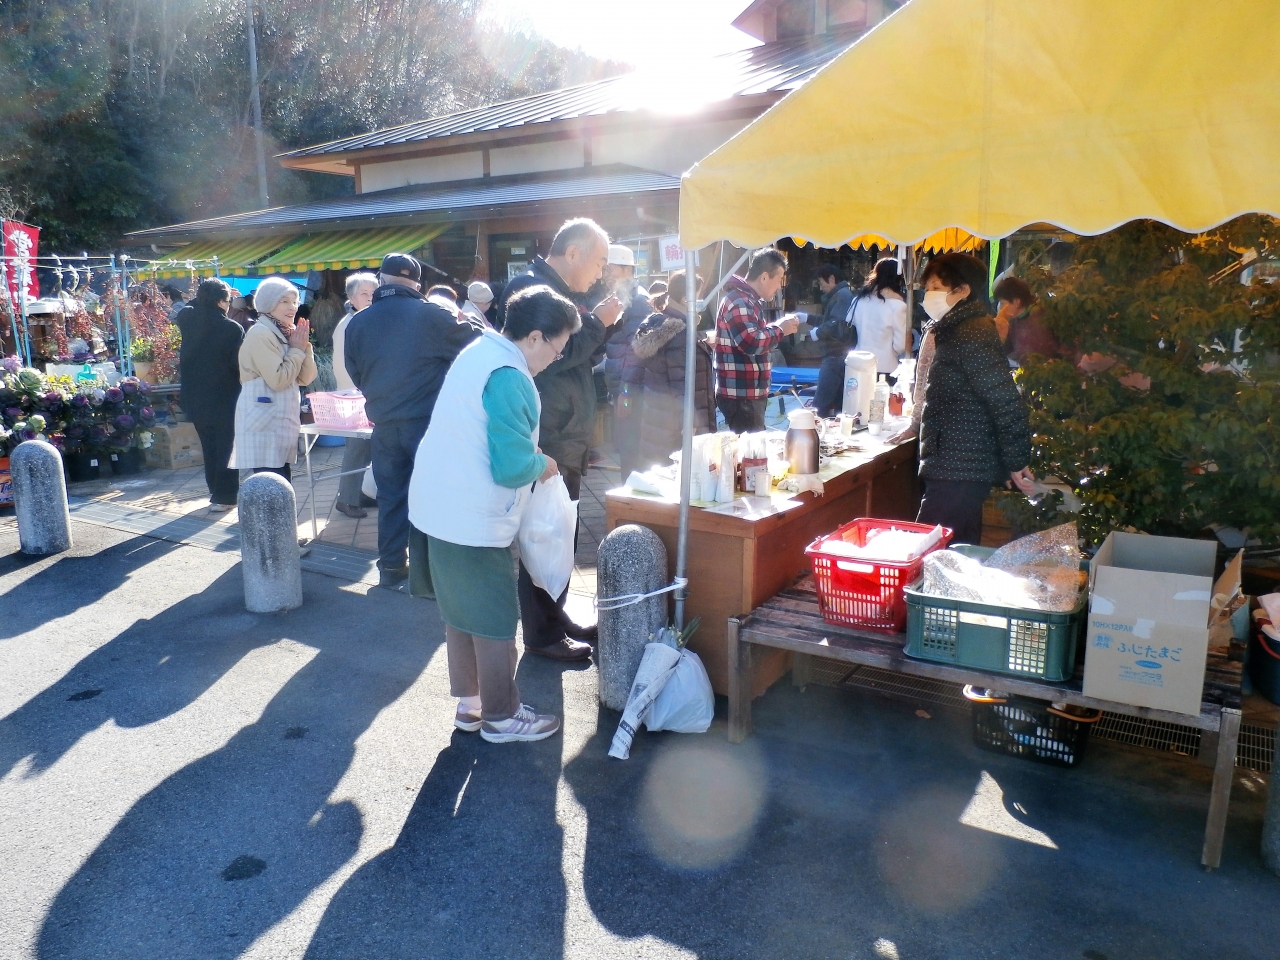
[422,534,519,640]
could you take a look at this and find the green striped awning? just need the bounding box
[146,236,295,279]
[255,225,450,273]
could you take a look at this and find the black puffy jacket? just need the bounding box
[633,309,716,468]
[498,257,615,469]
[918,298,1032,483]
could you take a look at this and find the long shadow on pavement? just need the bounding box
[0,540,264,779]
[302,655,568,960]
[562,683,1278,960]
[0,533,181,643]
[35,569,442,959]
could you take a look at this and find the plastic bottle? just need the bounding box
[870,375,889,425]
[842,350,878,422]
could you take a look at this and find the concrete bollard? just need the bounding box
[597,524,668,711]
[239,472,302,613]
[12,440,72,555]
[1263,725,1280,875]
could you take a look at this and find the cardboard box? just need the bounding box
[145,422,204,470]
[1083,532,1241,716]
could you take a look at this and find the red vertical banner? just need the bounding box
[2,220,40,309]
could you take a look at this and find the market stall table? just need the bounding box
[728,576,1245,869]
[605,435,919,697]
[300,423,372,542]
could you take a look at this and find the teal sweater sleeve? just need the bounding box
[483,366,548,488]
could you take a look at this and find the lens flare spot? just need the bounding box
[639,739,765,869]
[877,788,1003,914]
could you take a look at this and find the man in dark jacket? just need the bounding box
[177,278,244,511]
[345,253,480,587]
[809,263,855,416]
[497,218,624,660]
[915,253,1036,544]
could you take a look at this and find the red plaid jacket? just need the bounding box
[714,275,785,400]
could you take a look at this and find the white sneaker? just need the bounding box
[454,703,483,733]
[480,704,560,743]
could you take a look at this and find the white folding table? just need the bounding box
[299,423,373,542]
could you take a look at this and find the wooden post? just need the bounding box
[727,617,753,743]
[1201,705,1241,869]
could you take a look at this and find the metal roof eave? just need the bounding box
[276,94,784,173]
[123,167,681,245]
[274,30,863,165]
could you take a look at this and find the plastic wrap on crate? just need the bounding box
[921,522,1084,613]
[308,390,370,430]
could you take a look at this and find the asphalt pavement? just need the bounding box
[1,519,1278,960]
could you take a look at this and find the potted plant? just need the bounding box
[130,338,156,383]
[98,377,156,474]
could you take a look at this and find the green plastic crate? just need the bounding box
[903,546,1086,682]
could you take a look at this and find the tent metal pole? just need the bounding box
[904,244,916,348]
[2,253,23,364]
[673,249,699,630]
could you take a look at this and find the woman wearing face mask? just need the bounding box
[407,285,580,743]
[913,253,1036,545]
[229,276,317,481]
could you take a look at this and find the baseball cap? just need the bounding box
[467,281,494,303]
[607,244,635,267]
[379,253,422,282]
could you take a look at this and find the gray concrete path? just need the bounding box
[1,518,1278,960]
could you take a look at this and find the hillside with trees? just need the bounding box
[0,0,623,250]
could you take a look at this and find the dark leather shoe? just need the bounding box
[563,621,598,644]
[524,638,592,662]
[335,502,367,519]
[378,567,408,589]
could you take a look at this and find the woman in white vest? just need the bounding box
[229,276,317,480]
[408,285,580,743]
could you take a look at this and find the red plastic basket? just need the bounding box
[805,518,953,632]
[308,391,370,429]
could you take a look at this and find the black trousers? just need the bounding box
[614,391,644,480]
[716,397,767,433]
[191,414,239,505]
[917,478,991,546]
[253,464,291,482]
[517,460,584,648]
[371,419,429,573]
[815,354,846,418]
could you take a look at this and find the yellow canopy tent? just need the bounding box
[680,0,1280,250]
[666,0,1280,630]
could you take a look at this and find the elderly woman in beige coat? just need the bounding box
[229,276,317,480]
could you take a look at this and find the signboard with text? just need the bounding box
[2,220,39,309]
[659,235,698,271]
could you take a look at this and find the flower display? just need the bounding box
[1,366,159,456]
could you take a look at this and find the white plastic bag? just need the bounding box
[517,474,578,599]
[610,642,682,759]
[361,465,377,500]
[645,648,714,733]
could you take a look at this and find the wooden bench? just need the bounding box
[727,576,1245,869]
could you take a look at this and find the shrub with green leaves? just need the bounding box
[1016,216,1280,547]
